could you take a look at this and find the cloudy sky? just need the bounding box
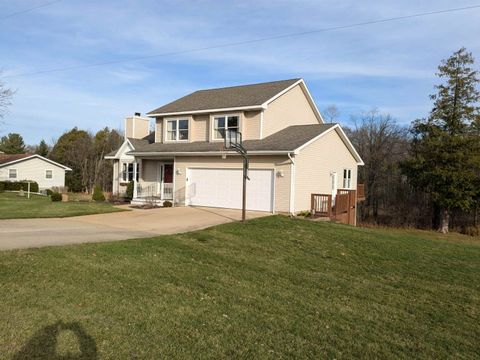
[1,0,479,144]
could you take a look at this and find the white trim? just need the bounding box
[259,111,264,139]
[293,124,364,165]
[163,117,191,143]
[0,154,72,171]
[261,79,302,107]
[148,105,266,117]
[287,152,295,214]
[210,113,241,142]
[106,138,136,160]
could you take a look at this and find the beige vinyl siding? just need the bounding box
[294,129,358,212]
[155,117,163,143]
[243,110,262,140]
[263,84,320,138]
[174,155,291,213]
[125,116,150,139]
[192,114,209,141]
[140,160,158,187]
[0,157,66,189]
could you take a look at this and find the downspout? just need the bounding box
[288,152,295,215]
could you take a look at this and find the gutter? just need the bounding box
[127,150,293,157]
[287,152,296,215]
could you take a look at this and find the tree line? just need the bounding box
[344,48,480,234]
[0,128,122,193]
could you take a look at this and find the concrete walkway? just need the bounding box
[0,206,268,251]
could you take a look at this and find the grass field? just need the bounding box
[0,192,124,219]
[1,216,479,359]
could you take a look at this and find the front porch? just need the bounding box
[131,159,174,206]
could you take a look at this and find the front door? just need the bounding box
[162,164,174,200]
[164,164,173,183]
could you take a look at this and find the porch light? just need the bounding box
[176,168,182,175]
[276,170,284,178]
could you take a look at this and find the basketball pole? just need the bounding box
[224,130,249,223]
[242,156,247,222]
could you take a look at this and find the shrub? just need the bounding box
[92,185,106,202]
[126,181,134,200]
[163,200,173,208]
[461,226,480,237]
[45,189,53,196]
[0,182,4,193]
[0,181,39,193]
[51,192,62,202]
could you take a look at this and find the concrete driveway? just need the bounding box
[0,206,268,251]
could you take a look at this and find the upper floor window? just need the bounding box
[45,170,53,179]
[213,115,239,140]
[343,169,352,188]
[9,169,17,179]
[165,119,189,141]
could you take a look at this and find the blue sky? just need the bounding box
[1,0,479,144]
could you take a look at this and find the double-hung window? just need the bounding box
[166,119,189,141]
[122,163,139,182]
[213,115,239,140]
[9,169,17,179]
[343,169,352,188]
[45,170,53,179]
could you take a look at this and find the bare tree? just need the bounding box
[323,105,340,123]
[0,73,14,121]
[346,109,409,223]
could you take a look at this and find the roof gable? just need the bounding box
[147,79,301,116]
[0,154,72,170]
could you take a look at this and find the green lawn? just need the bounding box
[1,217,479,359]
[0,192,124,219]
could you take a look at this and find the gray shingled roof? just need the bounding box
[127,124,336,154]
[147,79,301,115]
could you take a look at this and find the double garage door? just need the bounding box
[186,168,274,212]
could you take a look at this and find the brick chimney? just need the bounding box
[124,113,150,139]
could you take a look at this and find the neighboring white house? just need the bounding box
[0,153,71,190]
[106,78,364,216]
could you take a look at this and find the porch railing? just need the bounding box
[163,183,173,200]
[137,183,158,198]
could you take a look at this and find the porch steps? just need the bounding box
[131,198,169,206]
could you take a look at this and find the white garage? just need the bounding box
[185,168,274,212]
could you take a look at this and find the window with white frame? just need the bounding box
[165,119,189,141]
[45,170,53,179]
[9,169,17,179]
[122,163,139,182]
[213,115,239,140]
[343,169,352,188]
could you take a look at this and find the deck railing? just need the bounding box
[357,183,366,201]
[310,194,332,218]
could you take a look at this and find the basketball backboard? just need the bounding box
[224,129,242,150]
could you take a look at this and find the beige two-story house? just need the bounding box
[106,79,363,214]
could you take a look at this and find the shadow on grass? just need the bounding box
[13,321,97,360]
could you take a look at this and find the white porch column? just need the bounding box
[133,159,138,198]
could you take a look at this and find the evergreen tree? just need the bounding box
[402,48,480,233]
[0,133,26,154]
[35,139,49,157]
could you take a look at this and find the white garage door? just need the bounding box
[186,168,274,212]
